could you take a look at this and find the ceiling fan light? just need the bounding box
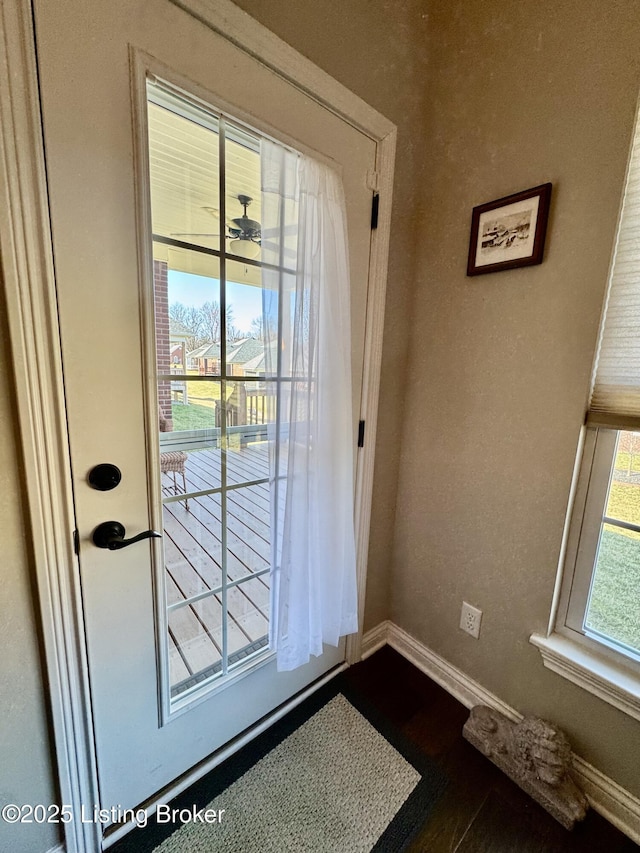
[229,238,260,260]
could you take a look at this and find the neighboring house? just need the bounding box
[187,338,266,376]
[188,341,221,374]
[227,338,265,375]
[242,340,279,376]
[186,342,213,370]
[169,319,190,367]
[167,319,191,405]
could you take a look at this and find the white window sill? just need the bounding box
[530,632,640,722]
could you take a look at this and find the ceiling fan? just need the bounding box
[171,194,261,259]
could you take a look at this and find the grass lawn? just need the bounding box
[586,477,640,652]
[614,451,640,475]
[168,375,221,431]
[606,480,640,527]
[181,372,222,403]
[169,373,268,433]
[587,528,640,652]
[171,401,215,431]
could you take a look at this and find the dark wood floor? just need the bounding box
[342,647,639,853]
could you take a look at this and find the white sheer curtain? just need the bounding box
[261,139,358,672]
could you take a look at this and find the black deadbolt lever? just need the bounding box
[92,520,162,551]
[88,463,122,491]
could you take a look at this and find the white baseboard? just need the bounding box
[362,621,640,845]
[46,843,65,853]
[360,620,390,659]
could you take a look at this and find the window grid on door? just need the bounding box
[148,80,276,701]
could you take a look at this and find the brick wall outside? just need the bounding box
[154,259,172,430]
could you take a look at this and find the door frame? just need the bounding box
[0,1,396,851]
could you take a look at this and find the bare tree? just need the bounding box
[200,301,235,343]
[227,323,244,342]
[249,315,263,339]
[169,301,189,327]
[170,302,207,351]
[249,314,277,340]
[170,300,235,349]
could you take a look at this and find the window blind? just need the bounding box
[589,110,640,427]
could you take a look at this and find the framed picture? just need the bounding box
[467,183,552,276]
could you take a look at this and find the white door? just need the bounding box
[33,0,377,816]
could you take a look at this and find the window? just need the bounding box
[146,78,359,707]
[147,82,273,702]
[559,428,640,661]
[531,101,640,720]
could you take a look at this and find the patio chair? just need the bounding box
[159,450,189,511]
[159,407,189,511]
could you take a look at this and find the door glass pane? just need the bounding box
[159,379,222,495]
[148,96,220,251]
[164,505,223,596]
[226,257,262,339]
[225,133,261,264]
[148,81,277,702]
[224,379,272,485]
[168,596,223,698]
[585,430,640,655]
[228,576,270,671]
[226,485,271,578]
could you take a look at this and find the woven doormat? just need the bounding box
[111,678,447,853]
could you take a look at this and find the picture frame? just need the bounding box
[467,183,552,276]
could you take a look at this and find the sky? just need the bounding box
[168,269,262,335]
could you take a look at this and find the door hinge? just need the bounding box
[73,529,79,556]
[357,420,366,448]
[370,194,379,230]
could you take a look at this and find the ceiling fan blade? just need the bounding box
[260,237,296,253]
[169,232,223,237]
[260,223,297,238]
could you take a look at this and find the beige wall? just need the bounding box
[392,0,640,796]
[0,281,59,851]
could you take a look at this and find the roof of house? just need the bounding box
[226,338,264,364]
[199,342,221,359]
[169,319,191,338]
[187,342,221,359]
[187,338,268,366]
[242,340,279,373]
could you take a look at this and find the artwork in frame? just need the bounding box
[467,183,552,276]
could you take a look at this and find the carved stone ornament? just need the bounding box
[463,705,589,829]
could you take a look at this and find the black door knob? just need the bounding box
[92,521,161,550]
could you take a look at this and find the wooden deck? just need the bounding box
[160,441,273,695]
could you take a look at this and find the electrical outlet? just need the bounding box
[460,601,482,639]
